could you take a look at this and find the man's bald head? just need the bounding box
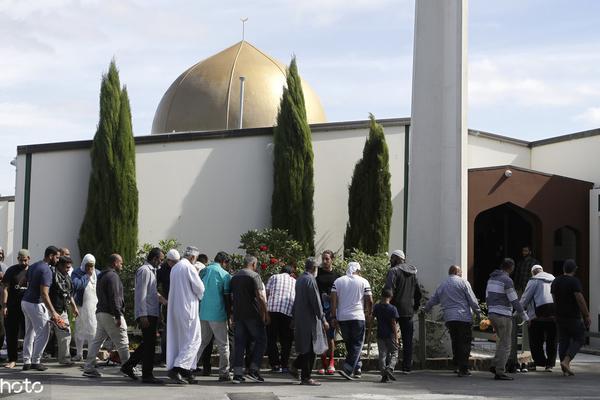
[448,265,462,277]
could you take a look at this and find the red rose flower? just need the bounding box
[259,245,268,251]
[261,263,268,270]
[270,257,278,264]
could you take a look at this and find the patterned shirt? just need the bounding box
[266,273,296,317]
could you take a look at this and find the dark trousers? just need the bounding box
[528,319,557,367]
[267,312,293,368]
[200,337,214,372]
[233,319,266,376]
[446,321,472,372]
[293,349,315,381]
[398,317,414,371]
[338,319,365,374]
[5,308,25,362]
[123,316,158,378]
[557,318,585,361]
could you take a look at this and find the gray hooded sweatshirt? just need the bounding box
[520,271,555,320]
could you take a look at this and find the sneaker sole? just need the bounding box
[337,370,355,380]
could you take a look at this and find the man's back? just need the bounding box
[200,262,231,321]
[332,275,371,321]
[551,275,582,320]
[385,263,421,317]
[231,269,264,321]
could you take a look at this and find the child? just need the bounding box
[372,288,399,383]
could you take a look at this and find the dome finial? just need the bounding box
[240,17,248,41]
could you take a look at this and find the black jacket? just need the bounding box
[384,263,422,317]
[96,268,125,319]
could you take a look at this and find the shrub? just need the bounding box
[231,228,306,281]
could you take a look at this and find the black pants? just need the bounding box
[200,337,214,372]
[293,350,315,381]
[123,316,158,378]
[398,317,414,371]
[528,319,557,367]
[267,312,293,368]
[5,307,24,362]
[446,321,472,373]
[557,318,585,361]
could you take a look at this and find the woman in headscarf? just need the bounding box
[71,254,100,361]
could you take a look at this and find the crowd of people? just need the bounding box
[0,244,592,386]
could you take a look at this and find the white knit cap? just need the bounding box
[166,249,180,261]
[391,249,406,260]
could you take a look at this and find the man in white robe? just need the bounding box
[167,246,205,384]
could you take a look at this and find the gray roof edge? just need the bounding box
[530,127,600,147]
[16,118,411,155]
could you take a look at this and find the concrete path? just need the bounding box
[0,355,598,399]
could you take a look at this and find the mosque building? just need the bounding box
[2,38,600,335]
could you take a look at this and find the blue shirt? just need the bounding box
[373,303,399,339]
[199,263,231,321]
[425,275,481,323]
[22,261,53,304]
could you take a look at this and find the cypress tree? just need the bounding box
[344,114,392,255]
[271,57,315,255]
[78,60,139,264]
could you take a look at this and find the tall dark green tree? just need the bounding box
[78,60,138,264]
[344,114,392,255]
[271,57,315,255]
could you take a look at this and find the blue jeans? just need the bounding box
[233,319,266,376]
[338,320,365,374]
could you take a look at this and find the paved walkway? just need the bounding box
[0,354,599,400]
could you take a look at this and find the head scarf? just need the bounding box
[346,261,361,276]
[531,264,543,274]
[80,253,96,272]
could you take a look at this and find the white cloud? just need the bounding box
[469,47,600,108]
[574,107,600,125]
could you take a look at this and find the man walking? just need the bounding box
[424,265,480,377]
[1,249,30,368]
[315,250,339,375]
[230,255,268,384]
[83,254,134,380]
[486,258,529,380]
[121,248,165,383]
[331,261,372,380]
[290,258,328,386]
[196,251,232,381]
[520,264,556,371]
[157,249,180,365]
[21,246,62,371]
[49,256,79,365]
[384,250,421,374]
[167,246,205,384]
[551,259,590,376]
[265,265,295,373]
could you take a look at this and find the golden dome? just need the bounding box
[151,41,327,134]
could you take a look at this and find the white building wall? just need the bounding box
[585,200,598,338]
[14,124,406,264]
[467,134,531,169]
[0,199,14,263]
[532,135,600,185]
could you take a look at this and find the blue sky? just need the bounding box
[1,0,600,195]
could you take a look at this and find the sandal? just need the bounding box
[317,368,325,375]
[325,366,335,375]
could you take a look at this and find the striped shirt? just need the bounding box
[266,273,296,317]
[486,269,528,320]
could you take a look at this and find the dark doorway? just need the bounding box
[473,203,540,299]
[553,226,578,276]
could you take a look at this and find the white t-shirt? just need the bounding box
[331,274,372,321]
